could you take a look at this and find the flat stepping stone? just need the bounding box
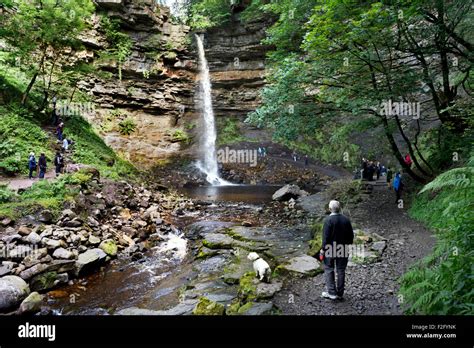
[278,255,322,277]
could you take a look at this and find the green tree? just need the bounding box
[0,0,95,106]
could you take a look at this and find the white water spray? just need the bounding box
[195,34,231,186]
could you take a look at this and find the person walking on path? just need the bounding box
[38,153,47,179]
[54,152,64,176]
[304,154,309,166]
[320,200,354,300]
[62,136,69,152]
[28,152,37,179]
[376,161,381,180]
[393,172,403,203]
[56,119,64,141]
[292,151,297,162]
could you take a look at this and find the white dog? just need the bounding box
[247,252,271,283]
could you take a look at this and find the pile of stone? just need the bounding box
[0,180,192,314]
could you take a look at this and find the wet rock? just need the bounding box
[0,275,30,312]
[75,248,107,276]
[52,248,75,260]
[202,233,234,249]
[277,255,323,277]
[99,239,118,256]
[192,297,225,315]
[18,226,32,236]
[18,291,43,314]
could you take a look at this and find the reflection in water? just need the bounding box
[179,185,281,203]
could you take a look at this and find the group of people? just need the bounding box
[361,158,387,181]
[360,157,404,203]
[292,151,310,166]
[257,146,267,157]
[27,97,74,180]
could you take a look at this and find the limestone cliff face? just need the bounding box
[203,14,273,119]
[76,0,197,167]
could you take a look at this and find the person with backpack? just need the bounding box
[54,152,64,176]
[28,152,37,179]
[393,172,403,203]
[38,153,47,179]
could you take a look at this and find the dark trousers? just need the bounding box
[39,167,46,179]
[28,168,35,179]
[395,189,401,203]
[323,257,349,297]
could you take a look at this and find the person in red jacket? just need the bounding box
[404,154,413,167]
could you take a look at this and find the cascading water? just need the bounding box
[195,34,231,186]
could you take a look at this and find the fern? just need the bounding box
[400,153,474,315]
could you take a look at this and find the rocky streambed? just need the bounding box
[0,171,415,316]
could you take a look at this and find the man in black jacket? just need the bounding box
[320,200,354,300]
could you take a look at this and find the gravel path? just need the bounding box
[273,189,436,315]
[0,170,56,191]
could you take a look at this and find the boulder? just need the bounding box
[18,291,43,314]
[25,232,41,245]
[277,255,322,277]
[99,239,118,256]
[192,297,225,315]
[23,248,48,268]
[52,248,75,260]
[272,184,307,201]
[237,301,274,315]
[75,248,107,276]
[41,237,61,250]
[0,261,15,277]
[38,210,54,224]
[18,226,32,236]
[0,275,30,312]
[256,282,283,299]
[371,241,387,253]
[88,235,101,245]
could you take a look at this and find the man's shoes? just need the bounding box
[321,291,338,300]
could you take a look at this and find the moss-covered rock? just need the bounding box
[238,272,258,302]
[196,247,219,259]
[225,300,241,315]
[99,239,118,257]
[30,271,57,292]
[202,233,234,249]
[192,297,225,316]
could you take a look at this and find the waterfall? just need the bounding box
[195,34,231,186]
